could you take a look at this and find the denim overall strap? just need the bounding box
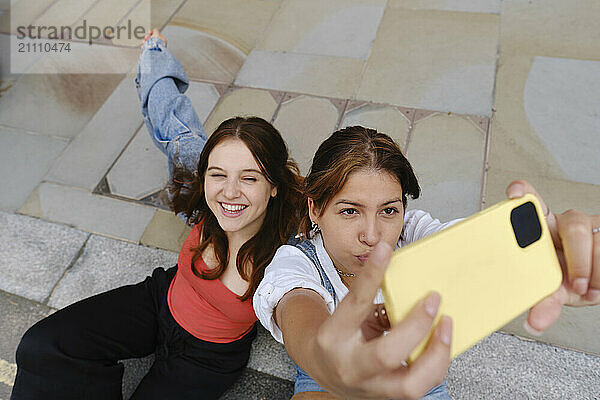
[292,240,337,306]
[290,239,337,394]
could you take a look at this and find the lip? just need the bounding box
[356,254,370,264]
[219,202,248,218]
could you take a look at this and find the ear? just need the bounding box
[307,197,319,224]
[271,185,277,198]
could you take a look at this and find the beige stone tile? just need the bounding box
[500,0,600,59]
[170,0,280,55]
[33,0,96,29]
[162,24,245,83]
[204,87,280,137]
[111,0,151,47]
[256,0,385,59]
[357,8,499,116]
[25,41,139,74]
[405,113,486,222]
[140,209,190,253]
[273,95,342,174]
[502,306,600,357]
[107,126,168,200]
[0,66,129,139]
[392,0,501,14]
[45,74,142,190]
[150,0,186,28]
[236,50,364,100]
[78,0,139,32]
[0,125,68,211]
[19,182,156,242]
[340,102,411,151]
[0,0,56,34]
[485,167,600,216]
[489,55,600,187]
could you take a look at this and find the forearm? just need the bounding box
[276,289,330,378]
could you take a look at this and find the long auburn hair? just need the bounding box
[169,117,303,301]
[299,125,420,238]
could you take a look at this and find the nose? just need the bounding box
[222,178,241,199]
[359,216,380,246]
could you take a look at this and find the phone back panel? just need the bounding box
[382,194,562,361]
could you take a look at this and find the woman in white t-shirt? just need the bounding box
[254,126,456,399]
[253,125,600,400]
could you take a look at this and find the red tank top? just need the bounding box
[167,224,257,343]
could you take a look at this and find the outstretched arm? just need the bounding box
[136,29,207,178]
[275,243,452,400]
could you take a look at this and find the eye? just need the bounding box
[209,173,225,178]
[243,177,258,182]
[382,207,399,216]
[340,208,358,216]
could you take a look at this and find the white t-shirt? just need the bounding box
[253,209,462,343]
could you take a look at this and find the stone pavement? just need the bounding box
[1,0,600,398]
[1,211,600,399]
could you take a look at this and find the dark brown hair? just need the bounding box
[169,117,302,301]
[299,125,420,237]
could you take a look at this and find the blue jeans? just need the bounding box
[294,365,450,399]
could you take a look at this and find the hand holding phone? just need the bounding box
[382,194,562,361]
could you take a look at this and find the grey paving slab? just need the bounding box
[220,368,294,400]
[247,324,295,381]
[48,234,177,309]
[0,125,68,211]
[0,69,125,140]
[0,211,89,303]
[107,126,169,200]
[45,74,143,190]
[406,113,486,222]
[0,290,55,397]
[19,182,157,243]
[447,332,600,399]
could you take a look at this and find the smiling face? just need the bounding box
[204,139,277,242]
[309,169,405,275]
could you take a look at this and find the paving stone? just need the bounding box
[170,0,280,55]
[107,125,170,200]
[357,7,499,116]
[340,102,411,152]
[45,74,142,190]
[19,182,156,243]
[256,0,386,59]
[447,332,600,399]
[406,113,486,222]
[273,95,342,175]
[33,0,96,28]
[0,211,89,303]
[47,234,177,309]
[247,325,295,381]
[204,87,280,138]
[0,290,55,398]
[393,0,501,14]
[220,368,293,400]
[162,24,246,84]
[485,167,600,217]
[490,56,600,186]
[500,0,600,60]
[140,209,190,253]
[0,125,68,211]
[236,49,364,100]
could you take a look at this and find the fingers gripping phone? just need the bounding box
[382,194,562,362]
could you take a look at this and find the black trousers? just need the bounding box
[11,266,257,400]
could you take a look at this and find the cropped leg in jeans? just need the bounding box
[11,266,256,400]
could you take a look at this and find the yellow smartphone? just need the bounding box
[382,194,562,362]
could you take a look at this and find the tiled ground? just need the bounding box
[1,0,599,376]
